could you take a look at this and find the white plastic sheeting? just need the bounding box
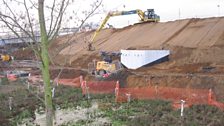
[121,50,170,69]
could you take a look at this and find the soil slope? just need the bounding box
[49,17,224,101]
[51,17,224,65]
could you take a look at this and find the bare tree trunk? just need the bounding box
[38,0,53,125]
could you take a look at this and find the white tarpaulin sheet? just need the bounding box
[121,50,170,69]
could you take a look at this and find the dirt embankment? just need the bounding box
[49,17,224,101]
[12,48,36,60]
[50,17,224,65]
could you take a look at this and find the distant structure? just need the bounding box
[0,25,96,46]
[0,39,6,46]
[80,22,99,32]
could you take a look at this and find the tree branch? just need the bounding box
[47,0,56,36]
[24,0,35,36]
[49,0,69,41]
[0,15,40,58]
[29,0,38,9]
[1,0,38,44]
[48,0,68,41]
[0,13,38,46]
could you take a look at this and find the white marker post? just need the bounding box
[126,93,131,103]
[52,87,55,98]
[38,85,41,94]
[55,78,59,86]
[27,80,30,89]
[86,87,90,99]
[9,97,13,110]
[180,100,186,117]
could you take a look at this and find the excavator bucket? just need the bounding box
[87,42,95,51]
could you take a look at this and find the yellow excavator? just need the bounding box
[88,51,122,76]
[0,54,13,62]
[88,9,160,51]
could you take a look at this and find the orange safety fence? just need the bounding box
[115,84,224,110]
[28,75,43,84]
[81,81,117,95]
[207,89,224,110]
[53,76,83,87]
[53,76,224,110]
[7,74,17,81]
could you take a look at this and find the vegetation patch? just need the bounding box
[1,80,224,126]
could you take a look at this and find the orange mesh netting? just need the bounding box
[54,76,83,87]
[81,81,117,94]
[116,86,208,104]
[114,82,224,110]
[53,77,224,110]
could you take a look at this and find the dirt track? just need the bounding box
[49,17,224,100]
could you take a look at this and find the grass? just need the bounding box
[1,81,224,126]
[99,99,173,126]
[53,85,92,109]
[0,82,39,126]
[58,88,224,126]
[10,109,33,125]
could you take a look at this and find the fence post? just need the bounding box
[126,93,131,103]
[52,87,55,98]
[81,81,87,97]
[79,75,83,87]
[9,97,13,110]
[208,88,212,105]
[115,81,120,102]
[155,85,158,98]
[39,85,42,94]
[86,87,90,99]
[180,100,186,117]
[27,80,30,89]
[54,77,59,86]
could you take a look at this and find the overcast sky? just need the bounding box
[89,0,224,28]
[0,0,223,31]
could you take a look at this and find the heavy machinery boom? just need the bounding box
[88,9,160,51]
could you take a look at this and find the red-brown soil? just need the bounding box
[18,17,224,101]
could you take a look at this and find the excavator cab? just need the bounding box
[100,51,121,63]
[144,9,160,22]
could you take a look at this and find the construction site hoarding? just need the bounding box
[121,50,170,69]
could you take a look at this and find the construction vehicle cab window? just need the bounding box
[88,9,160,51]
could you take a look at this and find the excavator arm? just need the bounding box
[88,11,121,51]
[88,9,160,51]
[136,9,145,21]
[90,13,111,43]
[89,11,126,50]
